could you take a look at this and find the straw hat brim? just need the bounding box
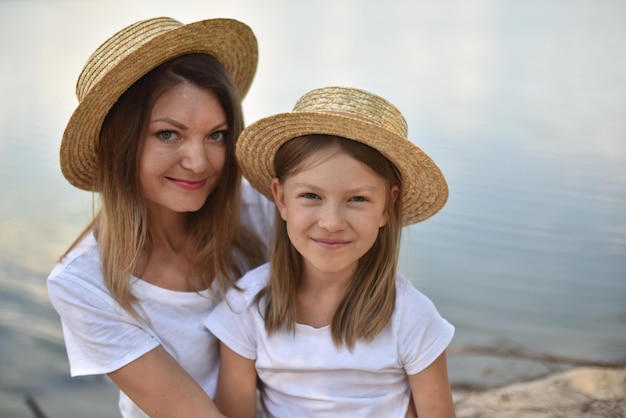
[61,18,258,191]
[236,112,449,225]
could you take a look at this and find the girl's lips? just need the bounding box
[168,177,207,190]
[313,238,349,249]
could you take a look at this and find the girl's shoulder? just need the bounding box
[225,262,270,308]
[238,262,270,290]
[393,273,440,315]
[394,273,420,296]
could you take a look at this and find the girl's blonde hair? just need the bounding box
[258,134,403,349]
[65,54,266,316]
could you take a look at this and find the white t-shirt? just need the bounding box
[205,263,455,418]
[47,181,273,418]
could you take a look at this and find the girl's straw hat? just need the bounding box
[236,86,448,225]
[61,17,258,191]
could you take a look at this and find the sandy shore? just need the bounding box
[454,366,626,417]
[6,366,624,417]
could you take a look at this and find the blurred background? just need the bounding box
[1,0,624,416]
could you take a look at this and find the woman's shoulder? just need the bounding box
[241,179,273,214]
[48,232,100,280]
[46,232,119,314]
[240,179,275,247]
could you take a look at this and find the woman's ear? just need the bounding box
[271,178,288,221]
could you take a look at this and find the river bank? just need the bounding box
[454,366,626,418]
[9,366,625,417]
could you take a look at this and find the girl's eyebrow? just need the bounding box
[292,182,379,193]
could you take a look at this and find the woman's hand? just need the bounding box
[108,345,224,417]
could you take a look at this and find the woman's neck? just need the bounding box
[136,208,208,292]
[146,205,189,252]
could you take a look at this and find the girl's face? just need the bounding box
[139,82,227,217]
[272,150,390,280]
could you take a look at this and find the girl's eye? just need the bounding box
[302,192,319,200]
[350,196,368,203]
[158,130,178,141]
[209,131,226,141]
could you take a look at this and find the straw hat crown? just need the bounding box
[237,86,449,225]
[292,87,409,139]
[61,17,258,191]
[76,18,182,103]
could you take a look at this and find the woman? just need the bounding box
[47,17,272,417]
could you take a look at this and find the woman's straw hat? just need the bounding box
[61,17,258,191]
[237,86,448,225]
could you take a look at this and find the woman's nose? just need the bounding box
[180,138,209,172]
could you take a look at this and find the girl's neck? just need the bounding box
[299,268,352,294]
[296,268,353,328]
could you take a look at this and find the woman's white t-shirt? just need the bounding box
[205,263,455,418]
[47,181,273,418]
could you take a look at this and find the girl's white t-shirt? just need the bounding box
[205,263,455,418]
[47,181,273,418]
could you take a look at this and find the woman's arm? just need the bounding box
[215,342,258,418]
[108,346,225,418]
[408,351,456,418]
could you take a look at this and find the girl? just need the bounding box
[47,17,272,418]
[206,86,456,417]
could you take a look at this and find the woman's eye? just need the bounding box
[158,130,177,141]
[350,196,368,203]
[302,192,319,200]
[209,131,226,141]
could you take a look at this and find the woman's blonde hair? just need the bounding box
[66,53,265,316]
[258,134,403,350]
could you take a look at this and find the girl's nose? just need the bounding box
[318,204,347,232]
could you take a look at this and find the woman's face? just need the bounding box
[139,81,227,216]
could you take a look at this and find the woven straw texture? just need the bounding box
[236,87,448,225]
[60,17,258,191]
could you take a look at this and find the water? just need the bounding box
[1,0,625,416]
